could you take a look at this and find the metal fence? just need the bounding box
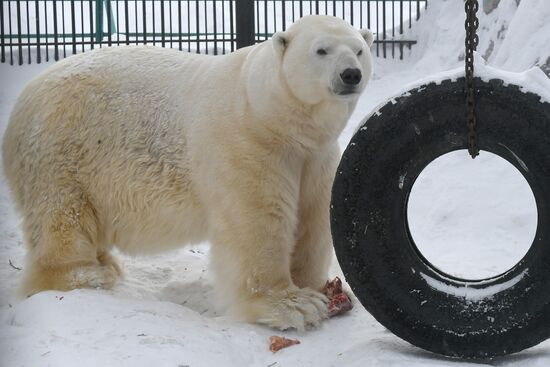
[1,0,427,65]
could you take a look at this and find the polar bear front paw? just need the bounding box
[250,286,328,331]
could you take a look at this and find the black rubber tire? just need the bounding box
[331,77,550,359]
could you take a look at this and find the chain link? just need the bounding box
[465,0,480,158]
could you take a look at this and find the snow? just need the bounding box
[407,149,538,280]
[1,1,550,366]
[419,269,528,302]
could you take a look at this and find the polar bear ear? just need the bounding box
[360,29,374,48]
[272,32,289,57]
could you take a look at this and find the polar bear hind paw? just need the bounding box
[19,262,121,297]
[68,264,121,289]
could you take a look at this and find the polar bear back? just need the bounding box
[3,15,372,256]
[2,46,254,252]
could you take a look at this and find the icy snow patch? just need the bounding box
[419,269,528,302]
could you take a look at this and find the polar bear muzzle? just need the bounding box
[340,68,362,86]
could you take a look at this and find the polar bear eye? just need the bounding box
[357,50,363,56]
[316,48,327,56]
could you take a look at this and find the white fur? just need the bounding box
[2,15,373,330]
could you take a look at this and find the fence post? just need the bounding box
[236,0,255,49]
[95,0,104,42]
[95,0,117,43]
[0,2,4,63]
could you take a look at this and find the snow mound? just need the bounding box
[409,0,550,76]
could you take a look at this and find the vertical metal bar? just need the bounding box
[80,0,84,52]
[45,0,49,60]
[375,0,379,57]
[187,0,191,51]
[315,0,319,14]
[282,0,286,31]
[16,0,23,64]
[115,0,120,46]
[96,0,103,43]
[272,1,276,38]
[152,0,156,45]
[26,0,31,63]
[106,0,112,47]
[142,0,147,44]
[53,0,59,59]
[35,0,41,62]
[382,0,386,58]
[367,0,370,29]
[221,0,225,53]
[134,0,138,45]
[392,0,395,58]
[179,0,183,51]
[203,0,208,53]
[235,0,254,48]
[213,0,218,54]
[89,0,94,49]
[1,0,5,63]
[62,0,66,57]
[255,0,259,41]
[408,0,412,51]
[161,0,165,47]
[360,0,363,29]
[299,0,303,18]
[409,0,412,28]
[71,0,77,54]
[195,0,199,52]
[399,0,403,59]
[169,0,173,49]
[124,0,129,45]
[417,0,420,20]
[264,0,268,41]
[350,0,354,25]
[8,1,13,64]
[229,0,234,51]
[75,0,85,52]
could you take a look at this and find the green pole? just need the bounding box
[95,0,103,42]
[95,0,116,43]
[106,0,117,35]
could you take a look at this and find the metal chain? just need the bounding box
[465,0,480,158]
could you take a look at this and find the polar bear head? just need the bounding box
[272,15,374,105]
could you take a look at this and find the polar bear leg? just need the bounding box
[212,235,328,330]
[208,165,328,330]
[97,250,124,276]
[291,152,338,291]
[19,189,121,297]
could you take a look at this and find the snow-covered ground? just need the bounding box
[1,1,550,366]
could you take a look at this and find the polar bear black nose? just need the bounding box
[340,68,362,85]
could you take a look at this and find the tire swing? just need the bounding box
[330,0,550,360]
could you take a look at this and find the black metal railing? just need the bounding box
[1,0,427,65]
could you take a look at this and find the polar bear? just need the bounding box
[2,15,373,330]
